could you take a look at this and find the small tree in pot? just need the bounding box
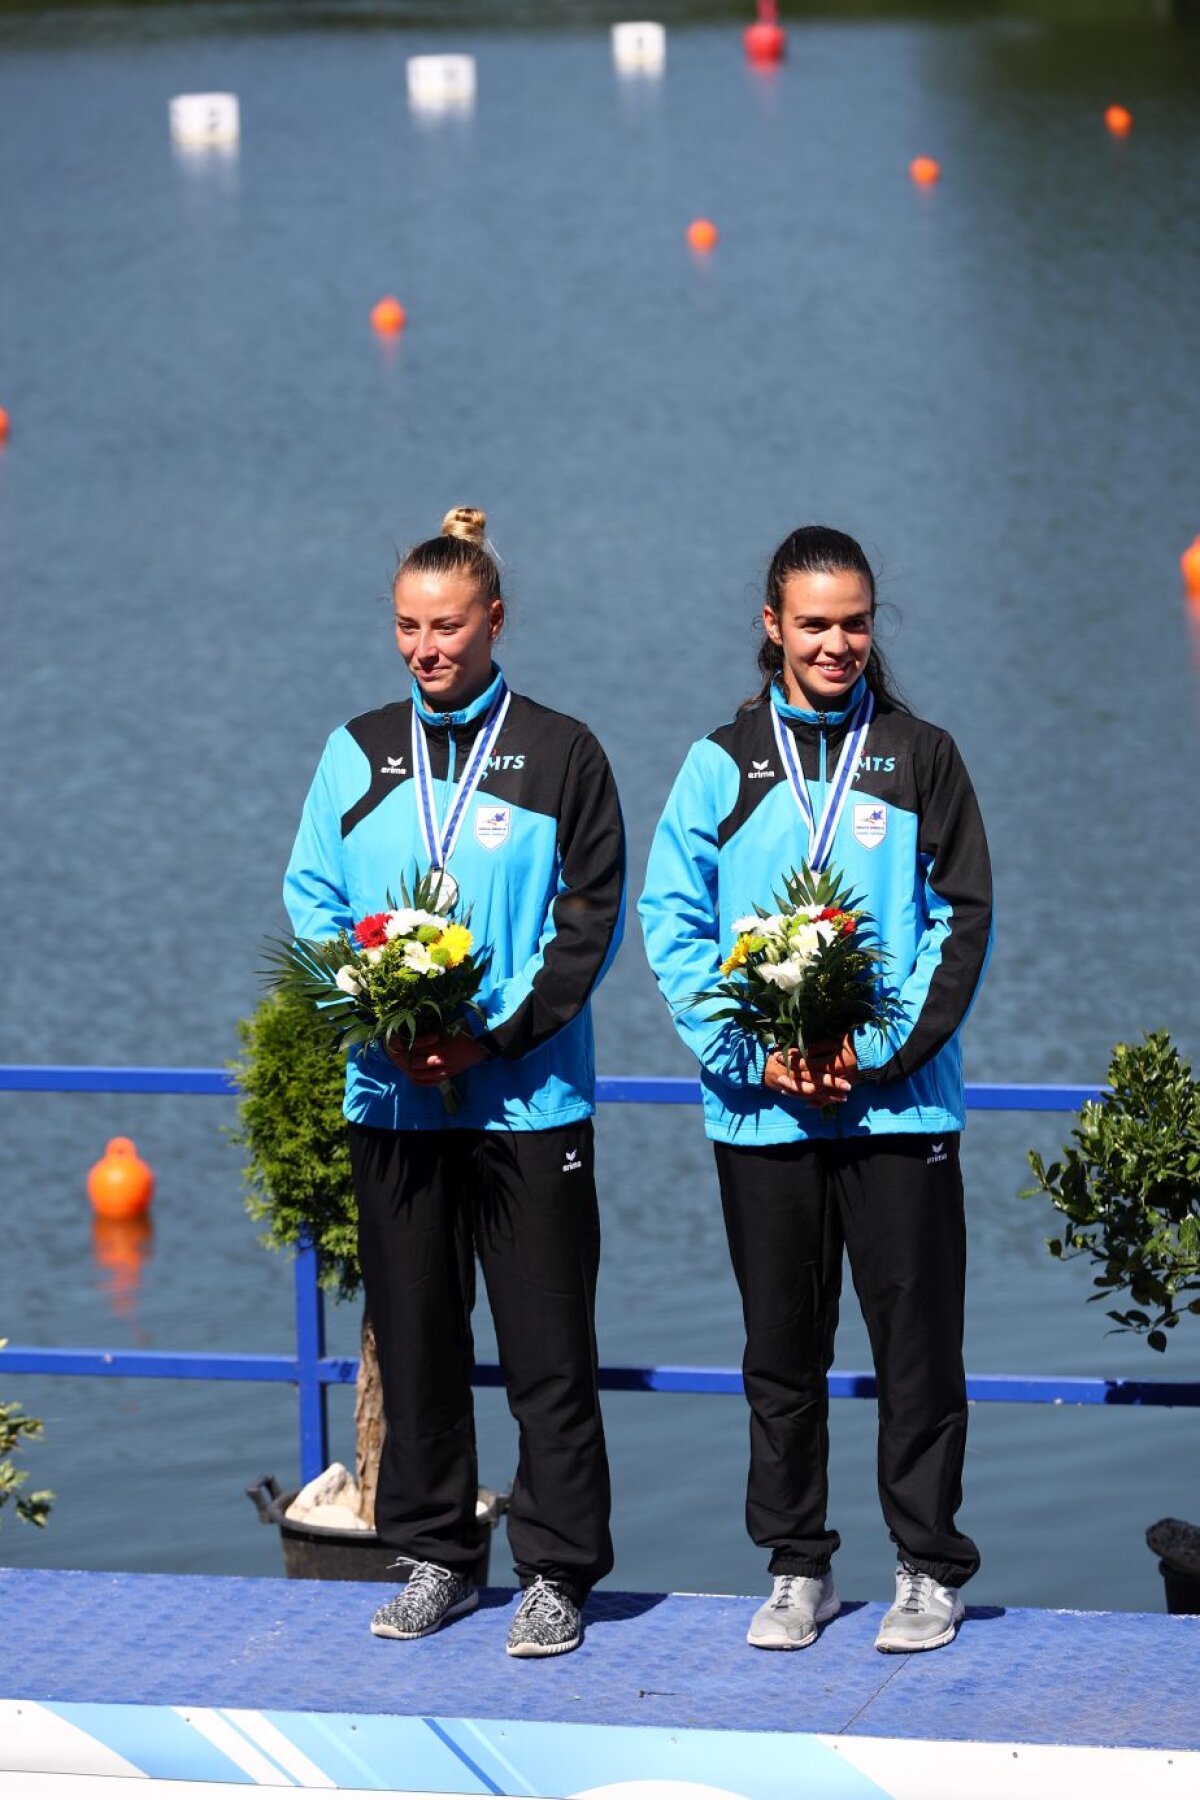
[1025,1029,1200,1606]
[231,987,383,1523]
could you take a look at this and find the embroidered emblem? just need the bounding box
[474,804,511,850]
[853,803,887,849]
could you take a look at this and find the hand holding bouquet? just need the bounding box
[265,871,491,1113]
[696,864,900,1107]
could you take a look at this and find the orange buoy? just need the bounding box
[1182,537,1200,595]
[0,406,9,442]
[687,218,719,252]
[744,1,786,65]
[370,295,407,334]
[87,1137,155,1220]
[909,156,941,186]
[1104,104,1133,137]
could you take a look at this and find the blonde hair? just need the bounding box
[440,506,488,546]
[395,505,502,603]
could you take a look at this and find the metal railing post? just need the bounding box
[293,1235,329,1487]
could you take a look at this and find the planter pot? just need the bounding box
[246,1474,506,1586]
[1159,1559,1200,1617]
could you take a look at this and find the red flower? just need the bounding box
[353,912,391,949]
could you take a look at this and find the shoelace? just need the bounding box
[897,1562,934,1614]
[770,1575,800,1611]
[400,1559,456,1594]
[518,1577,572,1626]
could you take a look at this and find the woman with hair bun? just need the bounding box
[639,525,993,1656]
[285,508,624,1658]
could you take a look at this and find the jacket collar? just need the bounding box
[411,665,505,729]
[771,674,868,726]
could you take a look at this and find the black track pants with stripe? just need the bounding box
[349,1119,613,1602]
[714,1132,980,1589]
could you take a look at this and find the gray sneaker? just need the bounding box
[875,1562,965,1653]
[506,1577,582,1658]
[370,1561,478,1640]
[747,1571,840,1650]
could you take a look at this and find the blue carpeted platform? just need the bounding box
[2,1567,1197,1752]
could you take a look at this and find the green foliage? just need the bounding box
[1025,1031,1200,1350]
[229,986,361,1302]
[0,1365,53,1530]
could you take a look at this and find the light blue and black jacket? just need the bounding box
[638,678,992,1144]
[285,668,626,1133]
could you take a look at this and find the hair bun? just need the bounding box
[440,506,487,546]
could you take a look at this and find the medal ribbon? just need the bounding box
[411,683,511,873]
[770,687,874,871]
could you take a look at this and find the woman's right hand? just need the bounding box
[764,1040,856,1104]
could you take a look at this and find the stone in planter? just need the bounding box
[284,1461,368,1528]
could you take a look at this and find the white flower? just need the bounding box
[732,913,764,935]
[752,912,787,936]
[402,941,441,976]
[384,907,444,940]
[757,955,807,993]
[366,947,384,965]
[334,965,361,996]
[786,923,822,960]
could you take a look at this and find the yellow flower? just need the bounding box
[721,935,751,976]
[436,923,474,967]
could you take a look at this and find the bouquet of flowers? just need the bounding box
[264,871,490,1113]
[696,863,900,1084]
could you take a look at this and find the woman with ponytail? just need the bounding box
[286,508,624,1659]
[640,525,992,1656]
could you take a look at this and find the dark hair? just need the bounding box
[740,524,907,714]
[394,506,503,606]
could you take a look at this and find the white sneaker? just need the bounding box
[874,1562,965,1653]
[747,1571,840,1650]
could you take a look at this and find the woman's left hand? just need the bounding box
[386,1032,489,1085]
[765,1036,859,1104]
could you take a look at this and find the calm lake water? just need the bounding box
[2,5,1199,1613]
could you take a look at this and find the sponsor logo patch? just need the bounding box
[380,755,407,776]
[562,1147,583,1173]
[927,1140,948,1166]
[474,804,511,850]
[748,758,775,781]
[853,802,887,849]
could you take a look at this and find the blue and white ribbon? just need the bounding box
[770,687,874,871]
[411,683,511,877]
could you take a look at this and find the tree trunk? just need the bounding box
[355,1309,385,1528]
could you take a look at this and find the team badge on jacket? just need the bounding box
[853,803,887,849]
[475,804,511,849]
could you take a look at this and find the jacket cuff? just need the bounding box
[852,1023,894,1083]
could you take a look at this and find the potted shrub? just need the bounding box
[1025,1029,1200,1611]
[231,987,503,1581]
[0,1364,52,1532]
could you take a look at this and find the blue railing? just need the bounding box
[4,1064,1198,1487]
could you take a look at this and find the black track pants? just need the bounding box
[714,1133,979,1590]
[348,1119,613,1602]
